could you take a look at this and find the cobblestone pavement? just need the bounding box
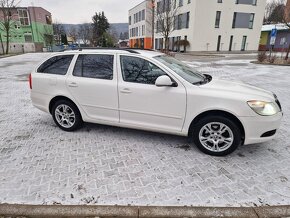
[0,53,289,206]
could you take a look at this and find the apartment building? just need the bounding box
[0,7,53,53]
[128,0,153,49]
[129,0,266,52]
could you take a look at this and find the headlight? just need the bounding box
[247,100,279,116]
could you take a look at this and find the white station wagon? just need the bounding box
[30,49,283,156]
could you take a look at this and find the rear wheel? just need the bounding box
[52,100,82,131]
[192,116,241,156]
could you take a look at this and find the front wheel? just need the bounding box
[192,116,242,156]
[52,100,83,132]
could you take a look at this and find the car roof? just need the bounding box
[63,48,164,58]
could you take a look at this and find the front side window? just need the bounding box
[73,54,114,80]
[120,56,167,85]
[37,55,74,75]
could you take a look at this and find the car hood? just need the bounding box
[202,77,274,101]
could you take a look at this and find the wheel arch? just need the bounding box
[49,96,82,119]
[188,110,245,143]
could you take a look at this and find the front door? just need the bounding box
[66,53,119,123]
[117,55,187,132]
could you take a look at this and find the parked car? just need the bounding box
[30,49,283,156]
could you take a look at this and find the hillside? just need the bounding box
[62,23,128,39]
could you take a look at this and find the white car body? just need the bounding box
[30,49,282,147]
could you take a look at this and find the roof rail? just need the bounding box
[75,47,141,54]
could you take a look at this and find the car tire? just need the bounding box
[52,100,83,132]
[192,115,241,156]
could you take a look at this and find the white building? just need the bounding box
[128,0,153,49]
[129,0,266,52]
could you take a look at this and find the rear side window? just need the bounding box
[37,55,74,75]
[73,54,114,80]
[120,56,166,85]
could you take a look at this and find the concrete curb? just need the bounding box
[251,61,290,66]
[1,204,290,218]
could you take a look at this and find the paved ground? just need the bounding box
[0,52,289,206]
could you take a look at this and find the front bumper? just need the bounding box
[240,112,283,145]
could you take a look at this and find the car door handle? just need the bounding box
[68,82,78,87]
[120,88,132,94]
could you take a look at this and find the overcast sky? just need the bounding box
[19,0,143,24]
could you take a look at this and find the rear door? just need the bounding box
[66,53,119,123]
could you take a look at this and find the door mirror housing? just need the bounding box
[155,75,174,87]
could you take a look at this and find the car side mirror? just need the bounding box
[155,75,174,87]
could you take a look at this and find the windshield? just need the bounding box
[154,55,206,84]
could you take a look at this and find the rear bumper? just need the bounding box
[240,112,283,145]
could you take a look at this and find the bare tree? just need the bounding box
[264,0,290,60]
[53,20,65,45]
[77,23,92,46]
[68,25,77,43]
[0,32,4,54]
[264,0,289,26]
[0,0,20,54]
[155,0,179,51]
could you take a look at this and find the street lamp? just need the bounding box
[151,0,155,50]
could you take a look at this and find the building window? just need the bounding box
[186,12,190,28]
[179,0,183,7]
[249,13,255,28]
[139,11,142,22]
[236,0,257,5]
[215,11,221,28]
[178,14,182,29]
[218,0,222,3]
[18,9,30,26]
[46,15,52,25]
[241,36,247,51]
[232,12,237,28]
[24,35,32,42]
[142,9,145,20]
[188,0,191,3]
[232,12,255,29]
[129,16,131,25]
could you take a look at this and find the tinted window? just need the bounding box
[73,54,114,80]
[120,56,167,85]
[37,55,74,75]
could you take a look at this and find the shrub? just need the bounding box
[257,51,267,62]
[268,55,277,64]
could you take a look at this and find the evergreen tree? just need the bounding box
[92,11,110,47]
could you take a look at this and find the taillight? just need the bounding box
[29,73,32,89]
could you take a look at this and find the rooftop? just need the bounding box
[262,23,290,32]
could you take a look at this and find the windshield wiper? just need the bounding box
[192,74,212,86]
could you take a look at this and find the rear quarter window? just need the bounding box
[37,55,74,75]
